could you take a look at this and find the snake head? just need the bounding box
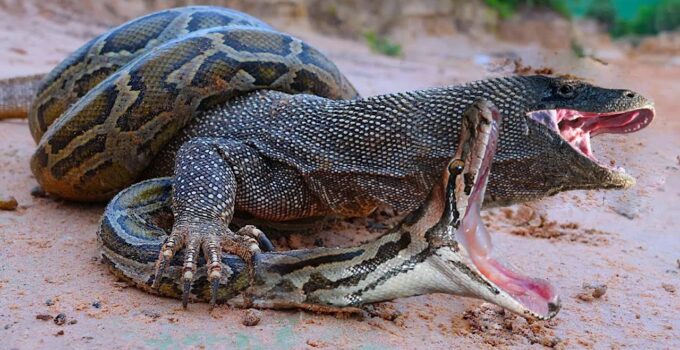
[421,99,560,320]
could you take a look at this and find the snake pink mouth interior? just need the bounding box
[457,116,559,317]
[528,108,654,166]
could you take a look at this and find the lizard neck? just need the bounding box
[345,76,536,162]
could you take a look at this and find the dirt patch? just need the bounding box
[485,205,611,246]
[456,304,562,348]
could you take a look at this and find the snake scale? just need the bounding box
[29,6,357,201]
[8,6,655,319]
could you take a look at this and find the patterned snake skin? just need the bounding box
[29,6,358,201]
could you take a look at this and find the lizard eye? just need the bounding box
[449,159,465,175]
[557,84,576,97]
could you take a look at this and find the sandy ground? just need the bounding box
[0,6,679,350]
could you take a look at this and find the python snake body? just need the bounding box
[29,6,357,201]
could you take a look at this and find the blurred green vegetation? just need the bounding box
[484,0,680,37]
[484,0,571,19]
[599,0,680,37]
[363,31,402,57]
[584,0,680,37]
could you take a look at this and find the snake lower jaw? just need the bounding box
[427,246,561,320]
[244,243,561,320]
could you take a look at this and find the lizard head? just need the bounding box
[484,75,655,206]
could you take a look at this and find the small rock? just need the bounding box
[45,299,54,306]
[36,314,52,321]
[363,303,402,321]
[113,281,131,289]
[576,283,607,302]
[55,330,64,336]
[306,339,327,348]
[591,285,607,298]
[241,309,261,327]
[54,313,66,325]
[539,335,561,348]
[91,301,101,309]
[68,319,78,325]
[30,186,48,198]
[0,195,18,211]
[662,283,676,294]
[142,310,161,319]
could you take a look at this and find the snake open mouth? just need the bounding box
[528,107,655,168]
[455,114,560,318]
[448,106,654,318]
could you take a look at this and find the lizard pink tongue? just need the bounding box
[456,119,557,316]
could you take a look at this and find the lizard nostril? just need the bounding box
[624,91,636,98]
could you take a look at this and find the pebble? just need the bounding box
[576,283,607,301]
[241,309,261,326]
[662,283,676,294]
[30,186,48,198]
[0,195,18,210]
[36,314,52,321]
[54,313,66,325]
[142,310,161,319]
[591,284,607,298]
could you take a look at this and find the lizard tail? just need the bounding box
[0,74,45,120]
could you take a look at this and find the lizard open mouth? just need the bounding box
[528,107,655,168]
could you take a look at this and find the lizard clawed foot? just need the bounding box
[236,225,276,253]
[152,221,273,308]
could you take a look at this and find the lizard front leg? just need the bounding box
[152,138,275,307]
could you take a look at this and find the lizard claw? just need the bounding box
[182,277,192,308]
[237,225,275,252]
[152,222,274,308]
[152,231,184,289]
[210,278,220,308]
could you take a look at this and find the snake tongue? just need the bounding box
[455,113,560,319]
